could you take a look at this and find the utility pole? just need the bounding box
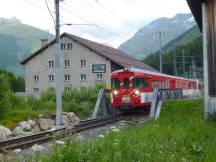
[189,66,192,79]
[55,0,62,126]
[192,60,196,79]
[173,46,177,76]
[182,49,185,77]
[158,31,163,73]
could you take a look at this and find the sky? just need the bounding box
[0,0,191,47]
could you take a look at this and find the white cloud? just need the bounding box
[0,0,191,47]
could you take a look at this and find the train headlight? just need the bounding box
[113,90,119,95]
[134,89,140,95]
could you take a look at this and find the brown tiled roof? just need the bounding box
[21,32,157,72]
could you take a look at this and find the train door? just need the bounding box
[147,77,152,91]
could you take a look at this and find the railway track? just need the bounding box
[0,114,138,153]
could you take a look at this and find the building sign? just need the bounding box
[92,64,106,73]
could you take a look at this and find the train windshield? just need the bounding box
[123,78,130,89]
[132,78,148,89]
[111,78,120,89]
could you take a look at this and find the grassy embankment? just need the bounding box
[0,87,103,128]
[39,99,216,162]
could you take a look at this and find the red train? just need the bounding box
[111,68,199,111]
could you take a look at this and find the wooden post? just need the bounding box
[202,0,216,118]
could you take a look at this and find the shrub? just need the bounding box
[0,74,13,119]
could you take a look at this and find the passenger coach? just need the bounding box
[111,68,199,111]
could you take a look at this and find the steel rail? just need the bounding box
[0,114,131,152]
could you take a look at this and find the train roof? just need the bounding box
[112,67,197,82]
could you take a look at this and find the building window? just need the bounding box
[64,60,70,67]
[64,87,71,91]
[64,75,70,81]
[34,75,39,82]
[48,61,54,68]
[97,73,103,80]
[80,59,86,67]
[61,43,66,50]
[92,64,106,73]
[80,74,86,81]
[48,75,54,82]
[33,88,39,92]
[67,43,73,50]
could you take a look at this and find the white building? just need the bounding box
[21,33,156,95]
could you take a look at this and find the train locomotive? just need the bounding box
[111,68,199,111]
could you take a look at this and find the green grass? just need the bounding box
[0,86,104,128]
[38,99,216,162]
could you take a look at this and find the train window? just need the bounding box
[111,78,120,89]
[123,78,130,89]
[166,80,170,88]
[152,80,154,89]
[132,78,148,89]
[162,81,165,89]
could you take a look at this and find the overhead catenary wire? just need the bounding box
[59,15,115,41]
[22,0,55,38]
[20,7,117,48]
[24,0,119,39]
[23,0,150,50]
[81,0,137,31]
[94,0,138,29]
[59,4,127,40]
[23,0,46,10]
[60,1,151,49]
[44,0,56,26]
[23,0,159,52]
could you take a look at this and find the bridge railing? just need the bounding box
[150,88,202,120]
[150,88,183,120]
[91,89,111,119]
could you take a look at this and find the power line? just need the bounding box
[44,0,56,25]
[46,0,151,50]
[22,0,55,37]
[173,46,177,76]
[24,0,159,52]
[24,0,125,44]
[59,4,127,39]
[157,31,163,73]
[94,0,137,29]
[23,0,46,10]
[59,15,120,41]
[81,0,136,31]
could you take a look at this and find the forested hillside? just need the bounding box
[143,32,203,80]
[119,13,195,59]
[161,26,201,52]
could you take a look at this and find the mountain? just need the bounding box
[118,13,196,59]
[0,17,53,76]
[143,26,203,79]
[161,25,201,52]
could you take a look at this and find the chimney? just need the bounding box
[41,38,48,47]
